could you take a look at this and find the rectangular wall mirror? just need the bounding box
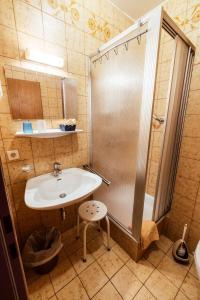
[4,65,78,120]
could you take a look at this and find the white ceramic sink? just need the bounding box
[25,168,102,210]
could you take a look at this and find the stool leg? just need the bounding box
[97,220,101,232]
[105,216,110,251]
[83,222,90,262]
[76,215,80,239]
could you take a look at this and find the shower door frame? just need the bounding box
[89,7,195,243]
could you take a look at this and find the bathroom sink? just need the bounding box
[25,168,102,210]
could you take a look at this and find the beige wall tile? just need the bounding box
[0,25,18,58]
[68,51,86,76]
[190,63,200,91]
[174,175,199,200]
[184,115,200,138]
[41,0,64,21]
[14,0,43,39]
[187,90,200,115]
[55,152,73,169]
[171,193,196,219]
[23,0,41,9]
[0,0,15,29]
[34,155,55,176]
[31,138,54,158]
[8,159,35,183]
[4,138,33,161]
[180,137,200,160]
[53,135,72,154]
[43,13,66,47]
[67,25,85,54]
[177,156,200,181]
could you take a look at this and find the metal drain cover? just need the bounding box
[59,193,67,198]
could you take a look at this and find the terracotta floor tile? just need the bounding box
[156,235,173,253]
[180,273,200,300]
[189,262,199,279]
[111,265,142,300]
[69,248,94,274]
[126,258,154,283]
[144,243,165,267]
[145,269,178,300]
[133,286,155,300]
[50,256,76,292]
[97,249,124,278]
[157,255,188,288]
[92,282,122,300]
[112,243,130,263]
[28,274,54,300]
[79,262,108,298]
[175,290,189,300]
[56,277,89,300]
[87,236,107,259]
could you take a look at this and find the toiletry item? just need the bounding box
[172,224,189,264]
[59,119,77,131]
[23,121,33,134]
[36,120,46,132]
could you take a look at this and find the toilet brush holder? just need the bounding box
[172,224,189,264]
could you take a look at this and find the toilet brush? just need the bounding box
[177,224,187,258]
[172,224,189,263]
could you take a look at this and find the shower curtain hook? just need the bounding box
[105,52,109,60]
[99,56,102,64]
[137,19,142,45]
[114,47,118,55]
[137,35,141,45]
[125,42,128,51]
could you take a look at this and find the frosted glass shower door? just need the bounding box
[91,35,146,231]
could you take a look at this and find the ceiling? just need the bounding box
[110,0,165,20]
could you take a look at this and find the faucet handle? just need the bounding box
[54,162,61,169]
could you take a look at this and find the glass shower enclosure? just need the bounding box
[89,6,195,243]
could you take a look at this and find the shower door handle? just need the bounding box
[83,164,111,186]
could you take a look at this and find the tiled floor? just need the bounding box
[26,226,200,300]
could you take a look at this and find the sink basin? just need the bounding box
[25,168,102,210]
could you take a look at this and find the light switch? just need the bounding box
[6,150,20,161]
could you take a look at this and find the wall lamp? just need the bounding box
[25,49,64,68]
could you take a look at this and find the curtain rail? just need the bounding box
[92,29,149,64]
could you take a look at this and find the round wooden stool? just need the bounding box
[77,200,110,262]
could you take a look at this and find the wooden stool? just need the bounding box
[77,200,110,262]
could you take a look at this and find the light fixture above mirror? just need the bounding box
[25,49,64,68]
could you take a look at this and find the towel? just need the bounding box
[141,220,159,250]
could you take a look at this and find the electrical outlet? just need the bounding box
[6,150,20,161]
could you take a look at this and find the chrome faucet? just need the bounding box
[53,162,62,177]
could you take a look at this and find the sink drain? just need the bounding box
[59,193,67,198]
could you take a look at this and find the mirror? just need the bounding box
[4,65,77,120]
